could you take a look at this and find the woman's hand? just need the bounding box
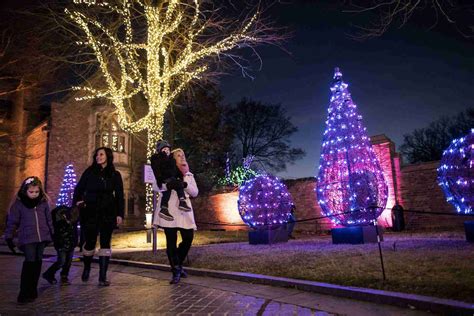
[116,216,123,227]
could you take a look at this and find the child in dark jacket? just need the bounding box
[5,176,53,304]
[150,140,191,221]
[42,205,79,285]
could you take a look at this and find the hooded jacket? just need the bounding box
[5,198,53,248]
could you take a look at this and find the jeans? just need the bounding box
[45,249,74,277]
[23,242,46,262]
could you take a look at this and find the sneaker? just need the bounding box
[159,207,174,221]
[60,276,71,285]
[42,272,57,285]
[178,200,192,212]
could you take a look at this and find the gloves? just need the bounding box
[6,238,16,254]
[182,181,188,188]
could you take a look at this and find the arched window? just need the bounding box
[95,113,128,153]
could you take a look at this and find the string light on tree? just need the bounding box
[66,0,279,213]
[238,174,293,229]
[316,68,388,226]
[437,129,474,214]
[56,164,78,207]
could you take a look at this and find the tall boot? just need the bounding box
[42,261,59,285]
[98,256,110,286]
[17,261,35,304]
[82,255,93,282]
[30,261,42,300]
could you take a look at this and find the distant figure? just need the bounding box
[392,203,405,232]
[5,176,53,303]
[287,205,297,239]
[42,205,79,285]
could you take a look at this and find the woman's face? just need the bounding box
[26,185,40,199]
[96,149,107,166]
[173,150,186,164]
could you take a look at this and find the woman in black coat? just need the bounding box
[73,147,124,286]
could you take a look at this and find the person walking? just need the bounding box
[73,147,124,286]
[152,148,198,284]
[5,176,53,303]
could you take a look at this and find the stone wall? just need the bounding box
[400,161,474,230]
[23,122,48,186]
[192,135,473,233]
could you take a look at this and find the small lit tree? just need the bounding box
[65,0,282,212]
[56,164,78,207]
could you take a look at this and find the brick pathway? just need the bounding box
[0,254,429,315]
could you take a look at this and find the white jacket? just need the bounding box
[152,172,198,230]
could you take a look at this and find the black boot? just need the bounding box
[17,261,35,304]
[30,261,42,300]
[169,265,182,284]
[98,256,110,286]
[82,256,93,282]
[42,262,59,285]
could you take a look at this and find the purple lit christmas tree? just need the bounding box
[238,174,293,229]
[316,68,388,226]
[56,164,78,207]
[437,129,474,214]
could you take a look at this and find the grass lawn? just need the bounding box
[112,230,474,303]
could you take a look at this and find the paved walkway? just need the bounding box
[0,254,430,315]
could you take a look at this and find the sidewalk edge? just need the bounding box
[109,257,474,315]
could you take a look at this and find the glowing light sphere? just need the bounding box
[437,129,474,214]
[56,164,78,207]
[316,68,388,226]
[238,174,294,229]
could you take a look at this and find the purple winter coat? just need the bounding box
[5,198,53,248]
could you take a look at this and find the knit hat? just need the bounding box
[156,140,171,153]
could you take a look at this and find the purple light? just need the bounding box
[437,130,474,214]
[238,174,294,229]
[56,164,78,207]
[316,68,388,226]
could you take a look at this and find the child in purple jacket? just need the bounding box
[5,176,53,304]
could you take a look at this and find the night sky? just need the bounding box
[218,2,474,179]
[1,1,472,180]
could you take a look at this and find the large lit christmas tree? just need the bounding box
[316,68,388,226]
[56,164,78,207]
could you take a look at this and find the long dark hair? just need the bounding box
[16,176,48,202]
[91,147,116,174]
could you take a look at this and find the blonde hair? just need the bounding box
[172,148,184,158]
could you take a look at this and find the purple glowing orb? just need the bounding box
[438,129,474,214]
[238,174,294,229]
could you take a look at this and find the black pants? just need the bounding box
[44,249,74,277]
[83,222,114,252]
[160,178,186,208]
[163,228,194,267]
[23,242,46,262]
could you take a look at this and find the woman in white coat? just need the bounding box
[152,148,198,284]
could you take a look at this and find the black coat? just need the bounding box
[150,152,182,187]
[73,166,124,227]
[51,206,79,251]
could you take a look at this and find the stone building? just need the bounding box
[0,88,148,229]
